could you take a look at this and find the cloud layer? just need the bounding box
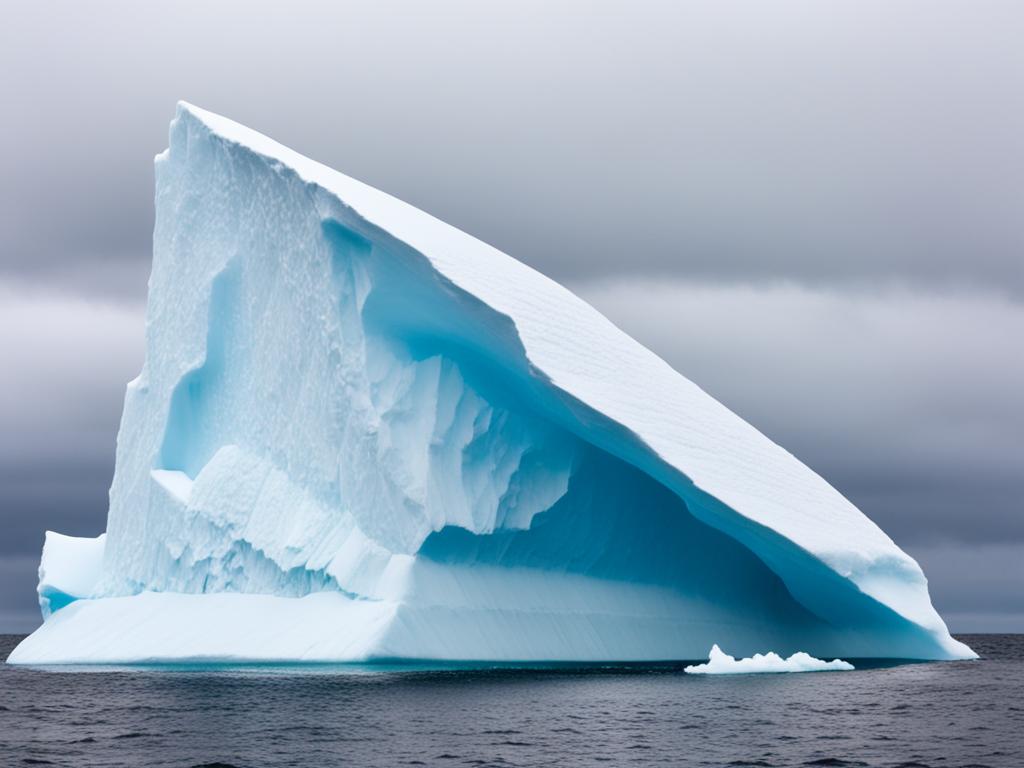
[2,2,1023,297]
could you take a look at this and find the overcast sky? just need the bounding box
[1,0,1021,633]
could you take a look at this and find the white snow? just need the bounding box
[7,102,974,665]
[685,644,855,674]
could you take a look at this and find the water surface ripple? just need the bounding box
[1,634,1020,767]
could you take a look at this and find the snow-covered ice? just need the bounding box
[8,102,975,665]
[684,644,855,675]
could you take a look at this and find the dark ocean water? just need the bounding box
[1,634,1021,768]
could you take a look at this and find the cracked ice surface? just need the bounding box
[7,103,973,665]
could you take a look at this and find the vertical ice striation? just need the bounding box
[8,103,974,665]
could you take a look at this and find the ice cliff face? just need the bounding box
[8,103,974,664]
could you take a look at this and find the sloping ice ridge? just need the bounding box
[8,103,974,665]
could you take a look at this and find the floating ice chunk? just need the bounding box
[684,644,854,674]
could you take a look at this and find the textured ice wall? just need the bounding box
[8,103,974,664]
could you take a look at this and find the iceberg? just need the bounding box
[684,644,854,674]
[8,103,974,665]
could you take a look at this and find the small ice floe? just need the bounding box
[684,644,854,674]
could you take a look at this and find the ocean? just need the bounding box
[1,634,1020,767]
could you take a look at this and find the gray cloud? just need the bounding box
[909,543,1024,633]
[1,1,1023,300]
[0,557,42,634]
[0,285,144,562]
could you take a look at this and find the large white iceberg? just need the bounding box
[8,103,974,665]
